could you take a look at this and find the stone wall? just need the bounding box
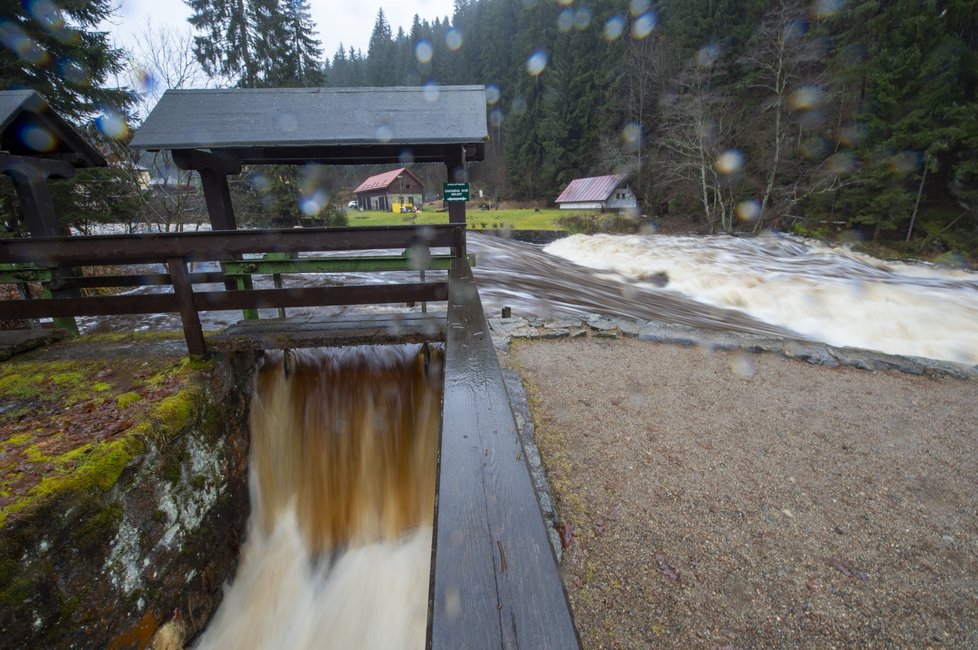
[0,350,259,648]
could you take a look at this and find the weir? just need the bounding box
[0,85,580,645]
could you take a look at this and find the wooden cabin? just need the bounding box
[353,167,424,212]
[555,174,638,212]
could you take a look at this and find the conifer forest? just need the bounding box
[1,0,976,257]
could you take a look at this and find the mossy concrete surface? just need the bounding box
[0,333,257,648]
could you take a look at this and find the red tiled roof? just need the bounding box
[354,168,411,193]
[555,174,627,203]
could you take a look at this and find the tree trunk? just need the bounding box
[906,165,927,242]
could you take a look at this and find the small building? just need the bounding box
[554,174,638,212]
[353,167,424,212]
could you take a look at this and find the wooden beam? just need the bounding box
[0,154,74,238]
[172,149,241,232]
[167,257,208,358]
[0,225,461,266]
[429,258,579,648]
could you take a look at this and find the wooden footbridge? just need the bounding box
[0,87,579,647]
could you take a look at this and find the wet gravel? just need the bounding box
[507,336,978,649]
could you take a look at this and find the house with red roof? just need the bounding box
[554,174,638,212]
[353,168,424,212]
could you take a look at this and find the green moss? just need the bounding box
[154,390,198,434]
[0,436,144,528]
[2,432,33,448]
[115,392,143,409]
[92,382,112,393]
[76,503,123,545]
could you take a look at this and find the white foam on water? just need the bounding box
[545,233,978,364]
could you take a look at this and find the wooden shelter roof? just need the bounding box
[0,90,106,167]
[130,86,489,165]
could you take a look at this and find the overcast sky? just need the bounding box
[102,0,457,62]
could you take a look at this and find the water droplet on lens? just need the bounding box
[21,125,56,152]
[632,12,656,39]
[485,84,500,105]
[715,150,744,175]
[374,124,393,142]
[415,40,433,64]
[445,28,463,51]
[736,200,761,223]
[574,8,592,30]
[630,0,652,16]
[557,9,574,32]
[423,81,440,102]
[526,50,548,76]
[603,15,626,41]
[730,351,756,380]
[696,44,720,67]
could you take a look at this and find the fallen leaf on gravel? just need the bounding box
[557,522,575,549]
[827,556,868,580]
[655,554,680,581]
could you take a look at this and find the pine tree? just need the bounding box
[365,8,394,86]
[0,0,132,119]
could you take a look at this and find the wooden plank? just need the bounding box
[0,225,461,266]
[429,259,579,648]
[0,293,182,318]
[221,254,458,275]
[211,313,446,351]
[192,282,447,311]
[167,257,207,357]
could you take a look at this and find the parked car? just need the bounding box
[347,200,358,208]
[400,205,416,213]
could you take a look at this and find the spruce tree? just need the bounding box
[0,0,132,119]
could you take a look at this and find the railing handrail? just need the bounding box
[0,224,463,265]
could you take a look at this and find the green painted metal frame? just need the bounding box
[0,262,78,334]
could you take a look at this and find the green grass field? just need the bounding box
[344,207,569,231]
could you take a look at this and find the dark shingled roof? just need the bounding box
[130,86,489,161]
[0,90,106,167]
[555,174,627,204]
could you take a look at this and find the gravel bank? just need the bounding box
[506,336,978,649]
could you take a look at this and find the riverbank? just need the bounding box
[503,333,978,648]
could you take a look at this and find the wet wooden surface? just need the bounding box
[212,312,447,351]
[429,258,579,649]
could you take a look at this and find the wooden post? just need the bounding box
[167,257,208,358]
[444,145,467,255]
[1,154,80,334]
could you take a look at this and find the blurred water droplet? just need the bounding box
[696,44,721,67]
[133,67,157,93]
[277,112,297,132]
[715,150,744,175]
[736,199,761,223]
[485,84,500,105]
[603,15,626,41]
[632,12,657,39]
[557,9,574,32]
[730,351,756,380]
[415,39,433,64]
[889,150,920,175]
[445,28,463,51]
[574,8,592,30]
[622,122,642,149]
[783,19,808,43]
[96,111,129,140]
[813,0,843,18]
[526,50,548,76]
[800,134,830,159]
[489,107,504,128]
[374,123,393,142]
[59,58,88,85]
[299,189,330,217]
[21,125,56,152]
[408,245,432,271]
[630,0,652,16]
[0,22,48,65]
[511,96,527,115]
[789,84,825,111]
[423,81,440,102]
[251,173,270,192]
[838,123,867,147]
[399,148,415,164]
[825,151,858,175]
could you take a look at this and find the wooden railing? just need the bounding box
[0,224,465,357]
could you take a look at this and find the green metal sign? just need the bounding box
[443,183,470,202]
